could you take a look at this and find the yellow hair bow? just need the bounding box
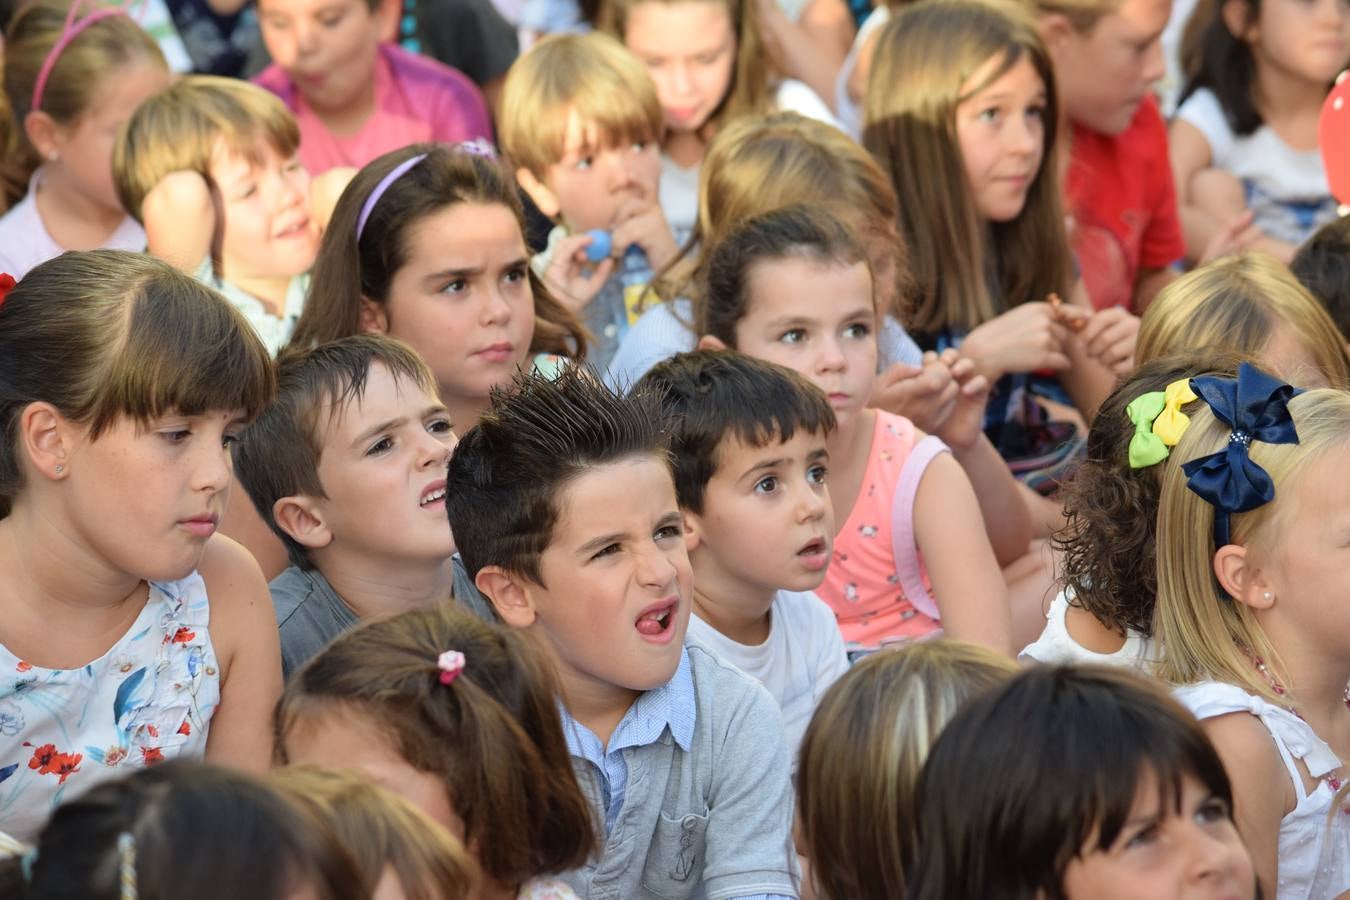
[1153,379,1197,446]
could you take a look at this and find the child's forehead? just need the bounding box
[712,427,826,473]
[555,105,649,158]
[551,455,677,530]
[209,136,292,176]
[317,366,443,443]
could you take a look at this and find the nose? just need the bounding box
[1008,112,1040,158]
[605,151,640,192]
[1141,36,1166,86]
[816,336,847,375]
[669,61,695,98]
[199,439,234,496]
[636,539,680,590]
[795,480,828,524]
[416,426,456,470]
[480,283,513,326]
[1182,820,1245,885]
[293,20,319,57]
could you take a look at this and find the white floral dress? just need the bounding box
[0,573,219,841]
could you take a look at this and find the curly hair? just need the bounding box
[1053,352,1245,636]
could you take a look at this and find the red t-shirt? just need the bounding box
[1066,96,1184,312]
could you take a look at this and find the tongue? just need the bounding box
[635,613,665,636]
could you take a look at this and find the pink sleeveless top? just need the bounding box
[818,412,947,647]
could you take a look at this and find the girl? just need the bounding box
[1171,0,1350,262]
[698,205,1013,654]
[272,767,479,900]
[796,640,1016,899]
[601,0,839,243]
[905,665,1257,900]
[0,761,364,900]
[0,250,283,842]
[0,0,172,278]
[1154,364,1350,897]
[293,143,587,434]
[863,0,1117,484]
[1137,254,1350,390]
[274,607,595,900]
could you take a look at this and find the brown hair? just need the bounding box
[271,767,480,900]
[863,0,1070,334]
[291,143,586,359]
[113,75,300,223]
[1021,0,1121,32]
[498,32,662,178]
[797,640,1017,900]
[2,0,166,207]
[0,249,275,519]
[233,334,439,570]
[274,607,597,888]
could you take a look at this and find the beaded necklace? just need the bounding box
[1246,648,1350,794]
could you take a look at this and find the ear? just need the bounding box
[18,402,75,482]
[696,334,728,351]
[22,111,61,163]
[1035,11,1077,57]
[1221,0,1256,41]
[682,509,705,554]
[475,565,538,628]
[272,495,334,550]
[516,167,561,220]
[358,296,390,333]
[1213,543,1274,610]
[373,0,402,44]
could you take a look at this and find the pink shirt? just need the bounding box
[254,43,492,174]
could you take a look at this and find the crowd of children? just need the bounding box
[4,0,1350,895]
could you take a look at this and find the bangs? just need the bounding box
[86,277,274,437]
[723,388,836,452]
[957,44,1024,103]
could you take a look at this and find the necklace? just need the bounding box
[1246,648,1350,795]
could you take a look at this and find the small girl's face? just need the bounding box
[376,202,535,415]
[258,0,388,115]
[212,142,320,280]
[1247,0,1350,87]
[623,0,736,135]
[954,53,1046,224]
[731,256,878,433]
[1060,771,1254,900]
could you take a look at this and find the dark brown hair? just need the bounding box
[292,143,586,359]
[1290,216,1350,344]
[0,250,275,518]
[233,334,439,569]
[274,607,597,887]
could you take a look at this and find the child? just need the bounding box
[863,0,1119,469]
[905,665,1257,900]
[1290,215,1350,351]
[272,767,479,899]
[275,607,594,900]
[1172,0,1348,262]
[0,761,364,900]
[253,0,492,174]
[0,0,172,278]
[499,33,678,370]
[1137,254,1350,389]
[445,369,799,897]
[636,350,849,754]
[1154,363,1350,897]
[233,334,494,678]
[601,0,838,243]
[0,251,282,841]
[697,205,1014,654]
[796,640,1016,899]
[113,75,326,356]
[292,143,588,433]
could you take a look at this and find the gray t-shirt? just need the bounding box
[270,557,494,679]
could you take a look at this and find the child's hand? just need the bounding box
[142,170,217,272]
[934,349,992,452]
[870,353,958,432]
[611,196,680,271]
[961,302,1072,382]
[541,232,617,314]
[1078,306,1139,375]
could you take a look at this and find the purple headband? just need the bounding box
[32,1,131,113]
[354,140,498,242]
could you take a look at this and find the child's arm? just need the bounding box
[141,170,217,272]
[754,0,852,112]
[912,449,1011,654]
[611,195,681,272]
[540,234,617,315]
[870,356,958,433]
[198,534,283,771]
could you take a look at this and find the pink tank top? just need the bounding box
[818,411,947,647]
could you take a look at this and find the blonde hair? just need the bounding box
[1137,255,1350,389]
[660,111,911,318]
[601,0,775,136]
[863,0,1070,334]
[499,32,662,178]
[2,0,166,207]
[271,767,479,900]
[796,640,1018,900]
[1021,0,1121,32]
[113,75,300,223]
[1153,388,1350,705]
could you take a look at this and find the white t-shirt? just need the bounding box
[834,6,891,140]
[686,589,849,761]
[0,168,146,281]
[1175,87,1338,245]
[1018,590,1157,671]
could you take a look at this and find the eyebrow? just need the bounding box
[421,257,530,286]
[576,511,683,555]
[739,456,789,481]
[349,404,446,449]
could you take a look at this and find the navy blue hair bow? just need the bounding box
[1181,363,1304,547]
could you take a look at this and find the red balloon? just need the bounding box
[1320,70,1350,206]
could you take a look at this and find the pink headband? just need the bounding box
[354,140,498,242]
[32,1,130,114]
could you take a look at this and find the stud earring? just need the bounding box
[1263,591,1274,603]
[54,464,63,474]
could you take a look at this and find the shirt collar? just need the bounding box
[562,645,695,758]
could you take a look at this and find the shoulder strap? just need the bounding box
[890,434,950,621]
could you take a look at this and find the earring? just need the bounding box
[47,152,58,162]
[1263,591,1274,603]
[54,464,63,474]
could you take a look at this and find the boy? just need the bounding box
[637,351,848,756]
[499,33,679,371]
[446,369,799,899]
[234,334,493,677]
[1292,216,1350,354]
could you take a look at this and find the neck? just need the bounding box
[308,82,377,139]
[663,129,707,169]
[34,164,127,246]
[1253,57,1327,119]
[690,575,773,646]
[442,392,491,438]
[225,270,293,317]
[1258,617,1350,753]
[313,552,455,619]
[558,666,642,748]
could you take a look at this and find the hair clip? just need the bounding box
[1182,363,1303,547]
[456,138,497,159]
[32,0,140,113]
[0,273,14,308]
[1153,378,1197,446]
[356,153,428,242]
[1127,378,1203,469]
[437,650,466,686]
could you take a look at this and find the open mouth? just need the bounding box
[797,536,830,571]
[420,481,448,508]
[635,598,679,642]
